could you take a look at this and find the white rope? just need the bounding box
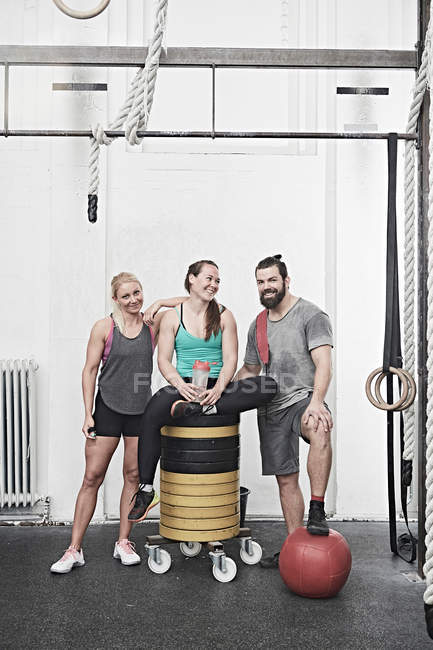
[88,0,168,198]
[424,1,433,606]
[403,41,429,463]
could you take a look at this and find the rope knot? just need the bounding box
[92,123,111,146]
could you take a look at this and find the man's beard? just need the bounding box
[260,285,286,309]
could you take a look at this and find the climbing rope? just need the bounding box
[52,0,111,19]
[425,4,433,625]
[88,0,168,222]
[403,37,429,466]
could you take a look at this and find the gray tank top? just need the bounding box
[98,321,153,415]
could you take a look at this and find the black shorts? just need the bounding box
[92,392,145,437]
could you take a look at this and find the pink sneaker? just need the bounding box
[50,547,85,574]
[113,539,141,566]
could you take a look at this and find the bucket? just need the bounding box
[239,486,251,527]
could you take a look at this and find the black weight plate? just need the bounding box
[167,413,239,427]
[161,447,239,463]
[160,459,239,474]
[161,435,239,451]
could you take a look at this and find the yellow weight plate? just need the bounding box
[160,503,239,518]
[160,479,239,496]
[160,523,240,542]
[160,513,240,530]
[162,425,239,439]
[161,469,239,485]
[160,491,239,508]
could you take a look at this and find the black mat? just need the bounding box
[0,521,429,649]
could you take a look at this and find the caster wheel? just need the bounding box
[147,549,171,574]
[240,540,262,565]
[212,556,237,583]
[180,541,202,557]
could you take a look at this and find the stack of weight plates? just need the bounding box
[159,414,240,542]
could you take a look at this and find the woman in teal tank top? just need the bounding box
[130,260,277,522]
[174,302,223,379]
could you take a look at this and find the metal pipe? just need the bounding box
[20,361,29,508]
[0,361,5,509]
[28,360,38,508]
[0,45,417,69]
[211,65,216,138]
[0,129,417,140]
[4,62,8,135]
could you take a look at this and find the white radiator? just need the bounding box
[0,359,38,508]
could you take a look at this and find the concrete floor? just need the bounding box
[0,521,429,649]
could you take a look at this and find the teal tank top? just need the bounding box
[174,305,223,378]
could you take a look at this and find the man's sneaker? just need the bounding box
[113,539,141,566]
[260,551,280,568]
[128,488,159,522]
[50,547,85,574]
[306,501,329,536]
[170,400,202,419]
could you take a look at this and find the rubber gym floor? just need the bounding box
[1,520,428,649]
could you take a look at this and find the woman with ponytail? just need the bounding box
[50,272,186,574]
[129,261,277,522]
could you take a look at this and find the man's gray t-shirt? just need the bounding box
[244,298,333,414]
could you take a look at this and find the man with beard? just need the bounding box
[235,255,333,567]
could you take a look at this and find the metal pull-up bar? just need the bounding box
[0,129,417,140]
[0,45,418,142]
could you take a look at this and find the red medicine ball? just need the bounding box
[279,527,352,598]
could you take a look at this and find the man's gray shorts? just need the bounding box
[257,393,331,476]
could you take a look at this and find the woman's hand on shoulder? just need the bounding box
[150,308,177,345]
[142,301,161,326]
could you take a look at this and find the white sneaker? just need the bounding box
[50,547,85,574]
[113,539,141,566]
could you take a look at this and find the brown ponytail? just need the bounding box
[184,260,222,340]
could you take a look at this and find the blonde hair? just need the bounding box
[111,272,142,334]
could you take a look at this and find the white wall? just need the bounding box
[0,0,418,521]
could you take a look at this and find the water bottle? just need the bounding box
[192,360,211,392]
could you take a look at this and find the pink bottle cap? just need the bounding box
[193,360,210,371]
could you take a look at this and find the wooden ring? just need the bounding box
[52,0,110,19]
[373,367,409,410]
[365,366,409,411]
[393,368,417,411]
[373,367,417,411]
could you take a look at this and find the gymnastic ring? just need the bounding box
[373,367,417,411]
[365,366,409,411]
[373,368,409,410]
[392,368,417,411]
[52,0,110,19]
[373,367,410,411]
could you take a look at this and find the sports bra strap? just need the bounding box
[102,317,115,365]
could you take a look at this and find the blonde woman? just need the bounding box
[50,272,185,573]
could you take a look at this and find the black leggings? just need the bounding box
[138,375,277,484]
